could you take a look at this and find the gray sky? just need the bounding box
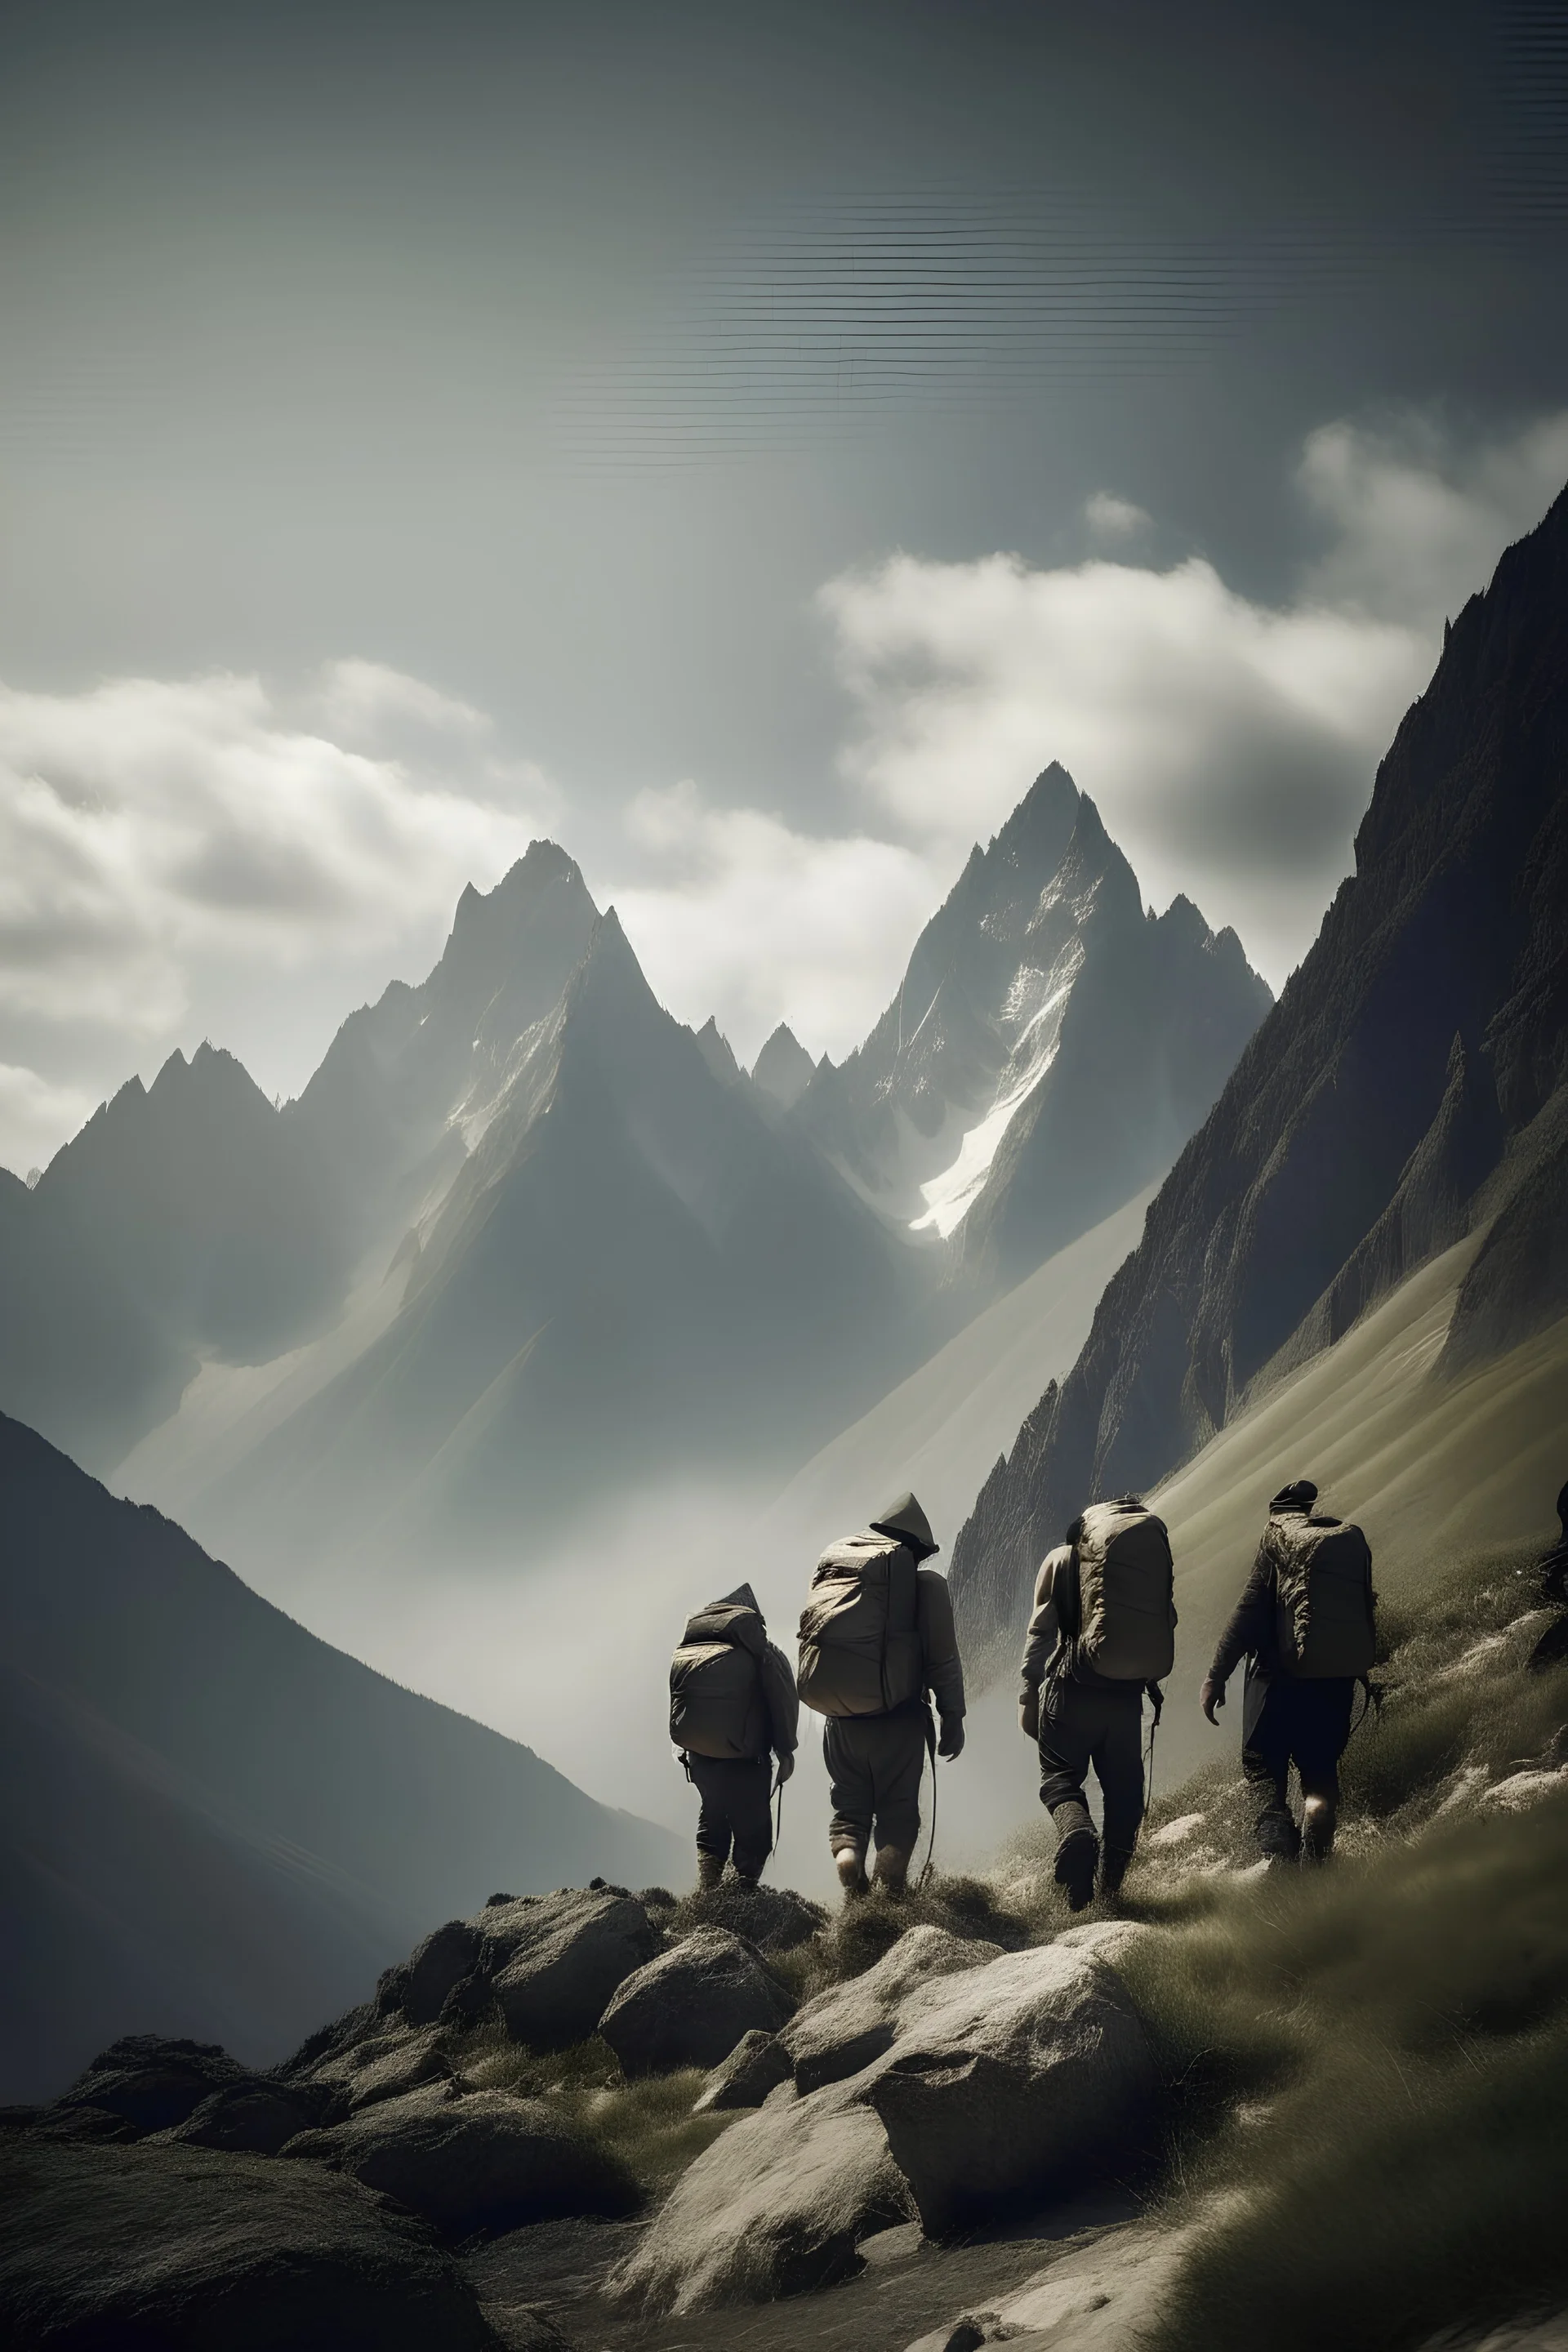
[2,0,1567,1172]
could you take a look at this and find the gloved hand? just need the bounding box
[773,1750,795,1784]
[1018,1685,1040,1741]
[938,1714,965,1760]
[1200,1674,1225,1725]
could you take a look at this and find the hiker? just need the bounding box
[1019,1494,1175,1910]
[669,1581,799,1890]
[1526,1477,1568,1671]
[1201,1478,1376,1864]
[797,1491,965,1901]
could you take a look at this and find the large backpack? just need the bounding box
[797,1533,923,1718]
[1269,1513,1376,1679]
[1067,1498,1176,1683]
[670,1595,769,1758]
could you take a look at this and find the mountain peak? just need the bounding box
[693,1016,742,1085]
[752,1023,816,1111]
[988,762,1081,865]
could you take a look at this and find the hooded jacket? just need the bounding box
[865,1492,966,1722]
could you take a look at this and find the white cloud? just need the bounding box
[0,666,555,1037]
[820,411,1568,988]
[0,1062,96,1182]
[0,664,559,1168]
[610,779,940,1066]
[1083,491,1152,543]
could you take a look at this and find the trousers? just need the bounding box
[823,1709,928,1856]
[1037,1674,1146,1858]
[688,1754,774,1878]
[1241,1674,1355,1810]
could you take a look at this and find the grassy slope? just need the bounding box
[1147,1236,1568,1792]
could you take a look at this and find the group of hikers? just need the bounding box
[669,1479,1379,1907]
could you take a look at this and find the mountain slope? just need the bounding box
[795,764,1270,1285]
[950,479,1568,1660]
[771,1182,1156,1562]
[0,1412,682,2101]
[186,910,924,1575]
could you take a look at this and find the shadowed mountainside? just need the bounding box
[0,1411,681,2101]
[951,479,1568,1661]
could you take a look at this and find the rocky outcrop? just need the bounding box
[0,2136,502,2350]
[281,2081,637,2239]
[902,2215,1201,2352]
[483,1886,658,2048]
[609,2075,913,2314]
[155,2081,327,2156]
[617,1927,1152,2312]
[49,2035,256,2136]
[951,482,1568,1661]
[597,1927,795,2078]
[692,2028,796,2113]
[780,1926,1002,2095]
[865,1942,1156,2234]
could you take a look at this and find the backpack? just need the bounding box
[669,1596,769,1759]
[796,1533,923,1718]
[1269,1513,1376,1679]
[1066,1498,1176,1683]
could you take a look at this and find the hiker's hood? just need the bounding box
[870,1491,939,1558]
[1270,1478,1319,1514]
[715,1581,764,1620]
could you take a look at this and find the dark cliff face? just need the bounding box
[949,480,1568,1659]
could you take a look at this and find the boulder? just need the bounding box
[902,2216,1202,2352]
[0,2136,500,2350]
[282,2082,638,2239]
[674,1881,829,1952]
[49,2034,253,2136]
[402,1918,485,2025]
[295,2022,453,2119]
[692,2029,795,2113]
[864,1943,1157,2235]
[483,1889,657,2050]
[157,2082,327,2157]
[781,1927,1002,2096]
[609,2074,911,2314]
[598,1927,795,2078]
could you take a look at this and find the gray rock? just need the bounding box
[283,2082,638,2239]
[0,2136,501,2350]
[865,1942,1157,2235]
[483,1889,657,2050]
[781,1926,1002,2095]
[598,1927,794,2078]
[692,2029,795,2113]
[902,2215,1202,2351]
[609,2074,911,2314]
[403,1918,485,2025]
[49,2034,252,2136]
[673,1881,829,1952]
[156,2082,326,2156]
[343,2027,456,2114]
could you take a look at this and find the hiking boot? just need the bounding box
[835,1847,870,1901]
[1050,1802,1099,1913]
[695,1853,725,1891]
[1255,1805,1301,1864]
[872,1846,911,1899]
[1300,1795,1336,1864]
[733,1869,761,1891]
[1099,1847,1134,1902]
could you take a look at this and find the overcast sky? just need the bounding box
[2,0,1567,1174]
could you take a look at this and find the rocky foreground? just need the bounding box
[5,1543,1568,2351]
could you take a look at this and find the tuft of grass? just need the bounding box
[449,2025,734,2196]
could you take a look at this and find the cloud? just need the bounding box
[819,411,1568,987]
[609,779,939,1066]
[0,666,556,1040]
[1083,491,1152,544]
[0,1063,96,1182]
